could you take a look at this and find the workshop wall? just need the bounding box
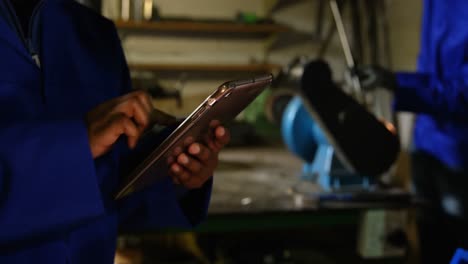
[388,0,421,71]
[388,0,422,152]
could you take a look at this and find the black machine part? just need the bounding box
[300,60,400,177]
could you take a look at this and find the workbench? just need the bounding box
[118,147,416,264]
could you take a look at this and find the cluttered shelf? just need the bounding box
[115,20,291,34]
[128,63,281,73]
[118,20,289,73]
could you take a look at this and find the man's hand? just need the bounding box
[86,90,176,159]
[167,120,230,189]
[351,65,398,92]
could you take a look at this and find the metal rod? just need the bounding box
[330,0,355,68]
[329,0,363,99]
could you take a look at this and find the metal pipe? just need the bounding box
[330,0,355,68]
[329,0,363,100]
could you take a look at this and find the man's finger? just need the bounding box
[168,165,182,185]
[177,153,203,174]
[120,90,153,118]
[171,163,190,182]
[113,97,151,130]
[209,120,221,128]
[188,143,211,162]
[215,126,230,144]
[172,146,183,157]
[106,114,141,148]
[208,126,230,152]
[132,90,153,114]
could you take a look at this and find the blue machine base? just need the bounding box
[282,96,371,191]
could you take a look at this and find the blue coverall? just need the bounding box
[0,0,211,262]
[394,0,468,261]
[395,0,468,170]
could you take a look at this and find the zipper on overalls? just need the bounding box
[28,1,43,68]
[5,0,44,68]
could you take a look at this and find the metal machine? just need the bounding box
[278,0,396,192]
[282,96,371,191]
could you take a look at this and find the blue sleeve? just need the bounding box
[118,179,212,231]
[394,71,468,120]
[0,119,105,245]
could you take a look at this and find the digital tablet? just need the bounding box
[115,74,273,199]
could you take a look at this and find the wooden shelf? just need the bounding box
[129,63,281,73]
[115,20,290,34]
[118,21,286,74]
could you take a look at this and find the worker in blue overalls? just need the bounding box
[0,0,230,263]
[357,0,468,262]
